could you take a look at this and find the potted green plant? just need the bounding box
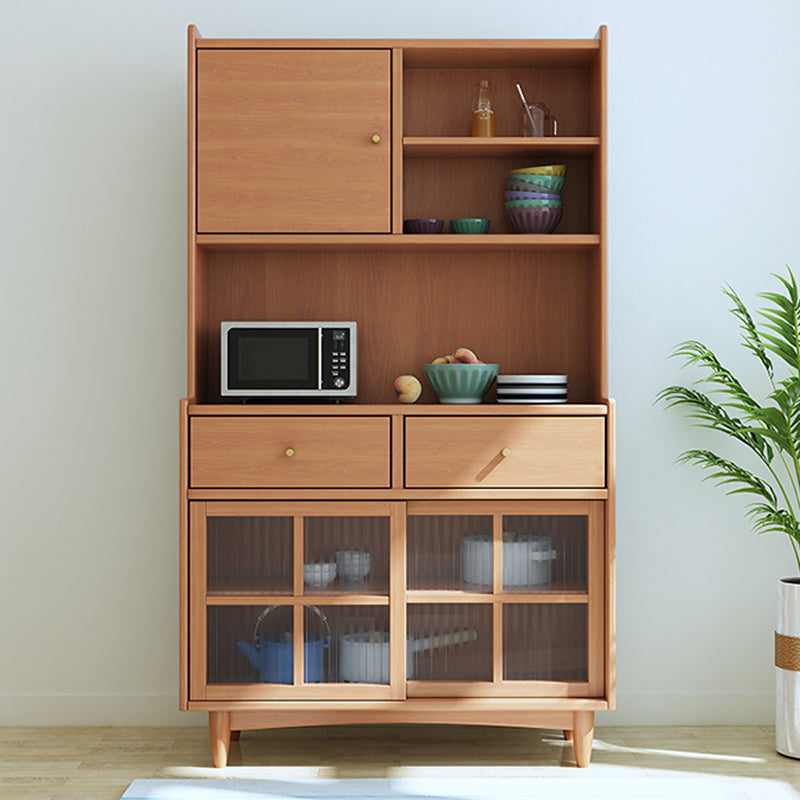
[657,268,800,758]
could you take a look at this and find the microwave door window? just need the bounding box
[229,329,318,390]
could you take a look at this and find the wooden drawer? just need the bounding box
[191,417,391,488]
[404,417,605,488]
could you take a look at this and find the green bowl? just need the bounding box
[505,173,566,193]
[505,198,563,209]
[423,363,499,404]
[450,218,490,234]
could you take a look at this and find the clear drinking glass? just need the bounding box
[520,102,557,136]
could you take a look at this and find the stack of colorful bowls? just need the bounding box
[505,164,566,234]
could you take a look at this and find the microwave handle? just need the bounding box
[318,328,323,390]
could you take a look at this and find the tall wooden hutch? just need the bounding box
[180,25,614,768]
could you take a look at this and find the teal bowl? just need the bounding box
[505,198,563,209]
[450,218,490,234]
[505,173,566,193]
[423,363,499,404]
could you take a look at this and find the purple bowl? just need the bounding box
[506,206,562,234]
[505,190,561,202]
[403,218,444,234]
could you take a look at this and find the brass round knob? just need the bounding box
[371,134,381,144]
[501,448,511,458]
[285,448,295,458]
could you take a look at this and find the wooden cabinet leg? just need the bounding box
[209,711,231,768]
[230,730,241,741]
[563,729,573,741]
[572,710,594,767]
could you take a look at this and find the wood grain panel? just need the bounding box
[605,399,616,708]
[199,248,594,404]
[405,417,605,488]
[179,399,191,708]
[197,49,390,233]
[191,416,391,488]
[189,502,208,700]
[587,501,605,696]
[402,155,592,235]
[403,67,592,137]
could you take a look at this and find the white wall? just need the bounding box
[1,0,799,726]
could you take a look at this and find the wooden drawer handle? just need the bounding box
[501,448,511,458]
[284,448,295,458]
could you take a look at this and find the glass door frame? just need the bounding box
[404,500,605,698]
[189,500,405,701]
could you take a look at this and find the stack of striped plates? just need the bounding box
[496,374,567,404]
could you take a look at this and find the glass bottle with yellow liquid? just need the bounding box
[470,79,495,137]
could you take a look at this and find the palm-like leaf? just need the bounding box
[758,271,800,373]
[659,268,800,573]
[656,372,773,463]
[747,504,800,540]
[677,449,777,505]
[724,284,773,379]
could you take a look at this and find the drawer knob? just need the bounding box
[371,133,381,143]
[501,448,511,458]
[285,448,295,458]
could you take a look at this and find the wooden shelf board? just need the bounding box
[186,402,609,416]
[403,136,599,157]
[407,590,588,604]
[207,593,389,606]
[195,233,599,250]
[189,695,611,712]
[190,488,609,501]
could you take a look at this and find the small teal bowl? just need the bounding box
[450,218,490,234]
[423,363,499,404]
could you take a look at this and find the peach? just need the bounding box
[393,374,422,403]
[453,347,479,364]
[431,356,449,364]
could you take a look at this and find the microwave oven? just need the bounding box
[221,321,357,399]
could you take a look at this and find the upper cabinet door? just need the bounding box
[197,49,391,233]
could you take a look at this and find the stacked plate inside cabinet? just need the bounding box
[505,164,566,234]
[496,374,567,404]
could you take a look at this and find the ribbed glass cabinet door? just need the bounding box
[405,501,604,697]
[190,501,399,700]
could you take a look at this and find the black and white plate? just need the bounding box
[497,391,567,403]
[497,374,567,385]
[497,386,567,395]
[496,374,567,403]
[497,397,568,403]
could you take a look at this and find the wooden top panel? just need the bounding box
[186,403,609,416]
[193,38,602,67]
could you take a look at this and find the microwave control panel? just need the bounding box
[321,328,351,390]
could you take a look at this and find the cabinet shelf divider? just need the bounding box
[402,136,600,158]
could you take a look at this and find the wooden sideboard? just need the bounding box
[180,25,614,768]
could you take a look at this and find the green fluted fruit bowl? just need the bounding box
[423,363,499,404]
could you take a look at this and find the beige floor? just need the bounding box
[1,724,799,799]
